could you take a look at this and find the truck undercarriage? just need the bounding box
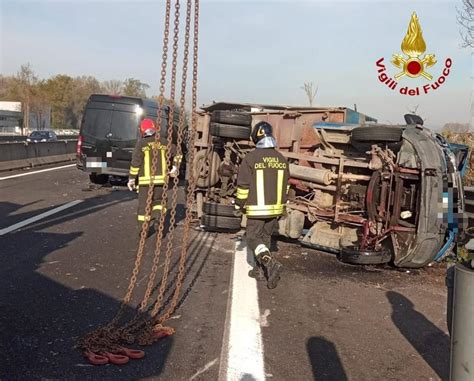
[191,102,467,268]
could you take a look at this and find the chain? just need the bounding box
[79,0,200,356]
[158,0,199,323]
[78,0,173,352]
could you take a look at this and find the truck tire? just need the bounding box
[89,173,108,185]
[210,110,252,126]
[210,123,251,140]
[338,246,391,265]
[203,202,236,217]
[351,126,403,143]
[201,214,242,230]
[193,150,221,188]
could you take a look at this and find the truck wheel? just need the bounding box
[89,173,108,185]
[210,110,252,126]
[203,202,236,217]
[193,150,221,188]
[351,126,403,143]
[201,214,242,231]
[210,123,251,140]
[338,246,391,265]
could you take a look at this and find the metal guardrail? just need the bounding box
[0,140,77,171]
[0,135,78,143]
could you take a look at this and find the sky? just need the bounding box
[0,0,472,129]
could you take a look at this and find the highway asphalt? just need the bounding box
[0,165,451,380]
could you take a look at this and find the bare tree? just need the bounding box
[102,79,123,95]
[122,78,149,98]
[301,82,318,107]
[457,0,473,47]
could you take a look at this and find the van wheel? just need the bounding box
[210,110,252,126]
[351,126,403,143]
[203,202,236,217]
[338,246,391,265]
[210,123,251,140]
[201,214,242,231]
[193,150,221,188]
[89,173,109,185]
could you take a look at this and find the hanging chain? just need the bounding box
[79,0,200,356]
[78,0,173,351]
[150,0,193,319]
[158,0,199,323]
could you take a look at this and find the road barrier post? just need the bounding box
[450,241,474,381]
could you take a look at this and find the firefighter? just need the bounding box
[127,118,179,233]
[234,121,289,289]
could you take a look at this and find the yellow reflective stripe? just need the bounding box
[286,185,290,194]
[256,169,265,206]
[173,154,182,165]
[161,149,166,175]
[152,204,163,211]
[144,149,150,180]
[277,169,283,205]
[246,204,285,212]
[129,166,139,175]
[236,187,249,199]
[245,203,285,216]
[138,215,152,221]
[138,177,165,185]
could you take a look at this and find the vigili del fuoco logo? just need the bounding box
[375,12,452,96]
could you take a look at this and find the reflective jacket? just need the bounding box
[236,148,289,218]
[129,136,179,186]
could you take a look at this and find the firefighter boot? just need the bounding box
[248,262,266,281]
[255,246,283,289]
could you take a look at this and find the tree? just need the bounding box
[442,122,470,133]
[30,81,50,130]
[457,0,473,47]
[122,78,149,98]
[301,82,318,107]
[7,64,39,134]
[42,74,74,129]
[101,79,123,95]
[69,76,102,129]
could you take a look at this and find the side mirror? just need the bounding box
[404,114,424,126]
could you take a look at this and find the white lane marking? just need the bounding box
[219,240,266,381]
[190,358,218,380]
[0,164,75,181]
[0,200,83,235]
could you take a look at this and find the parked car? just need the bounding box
[27,130,57,142]
[190,102,470,268]
[76,94,183,184]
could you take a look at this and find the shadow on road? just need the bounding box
[0,192,172,380]
[387,291,450,381]
[306,336,348,381]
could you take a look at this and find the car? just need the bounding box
[190,102,470,268]
[26,130,58,142]
[76,94,183,185]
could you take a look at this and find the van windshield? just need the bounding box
[82,107,139,141]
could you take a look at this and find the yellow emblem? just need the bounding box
[391,12,437,80]
[256,128,265,137]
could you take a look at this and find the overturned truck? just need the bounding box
[190,102,469,268]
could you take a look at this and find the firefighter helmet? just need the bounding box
[251,121,276,148]
[140,118,157,137]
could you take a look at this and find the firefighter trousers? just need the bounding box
[137,185,164,222]
[246,217,277,255]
